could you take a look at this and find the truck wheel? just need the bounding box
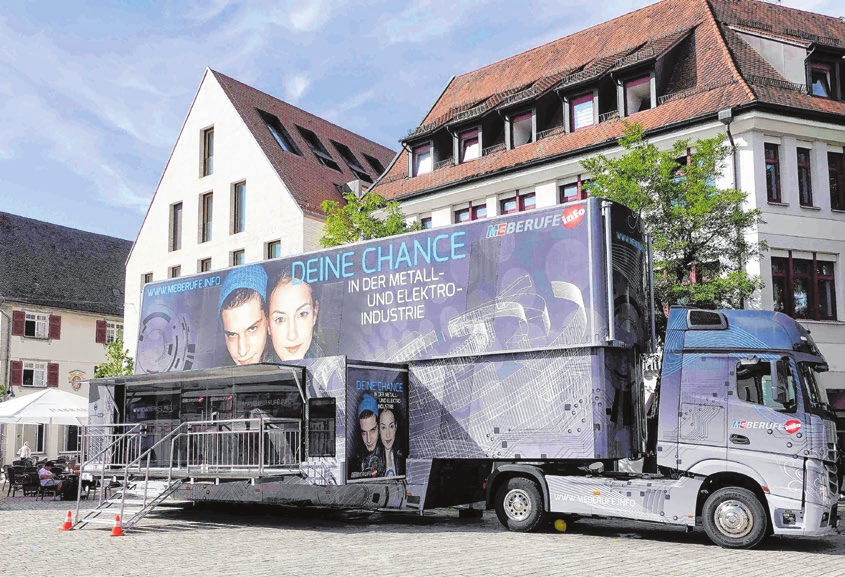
[702,487,767,549]
[495,477,546,532]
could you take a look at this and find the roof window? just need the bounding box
[331,140,372,183]
[810,63,832,98]
[295,126,341,171]
[458,129,480,163]
[258,110,301,156]
[509,111,533,148]
[363,154,386,176]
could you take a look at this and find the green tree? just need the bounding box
[94,339,135,378]
[320,190,421,248]
[582,123,763,334]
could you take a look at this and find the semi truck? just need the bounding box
[83,197,838,548]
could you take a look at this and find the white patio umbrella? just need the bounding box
[0,388,88,425]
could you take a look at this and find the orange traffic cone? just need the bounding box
[110,515,123,537]
[60,511,73,531]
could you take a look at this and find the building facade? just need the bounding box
[124,68,395,361]
[370,0,845,405]
[0,212,131,464]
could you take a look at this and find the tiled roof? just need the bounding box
[372,0,845,201]
[0,212,132,316]
[211,70,396,218]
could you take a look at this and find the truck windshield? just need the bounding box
[798,362,830,409]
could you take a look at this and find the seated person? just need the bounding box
[38,461,63,497]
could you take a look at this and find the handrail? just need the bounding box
[74,424,143,523]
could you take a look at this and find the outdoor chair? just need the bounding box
[4,465,25,497]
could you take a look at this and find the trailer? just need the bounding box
[79,197,838,548]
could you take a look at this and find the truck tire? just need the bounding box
[495,477,546,532]
[702,487,767,549]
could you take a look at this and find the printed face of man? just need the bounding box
[221,295,268,365]
[360,414,378,453]
[379,409,396,451]
[269,281,317,361]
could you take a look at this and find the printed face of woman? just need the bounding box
[268,280,318,361]
[379,409,396,451]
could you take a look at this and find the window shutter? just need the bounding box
[95,320,107,344]
[10,360,23,386]
[12,311,25,336]
[49,315,62,340]
[47,363,60,387]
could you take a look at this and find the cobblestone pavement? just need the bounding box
[1,494,843,577]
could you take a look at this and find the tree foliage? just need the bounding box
[94,339,135,378]
[582,123,763,333]
[320,190,421,248]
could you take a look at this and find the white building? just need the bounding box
[370,0,845,411]
[124,68,395,361]
[0,212,130,464]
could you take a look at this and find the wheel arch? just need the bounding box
[485,464,549,511]
[696,471,771,527]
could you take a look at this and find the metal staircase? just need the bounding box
[72,416,301,532]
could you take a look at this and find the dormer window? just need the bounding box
[509,111,534,148]
[412,143,432,176]
[458,129,480,163]
[624,76,652,115]
[810,63,831,98]
[570,93,595,131]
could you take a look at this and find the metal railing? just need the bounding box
[171,417,301,475]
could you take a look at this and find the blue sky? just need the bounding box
[1,0,842,241]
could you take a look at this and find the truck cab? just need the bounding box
[657,307,838,546]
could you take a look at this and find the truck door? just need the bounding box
[677,354,729,468]
[727,356,807,469]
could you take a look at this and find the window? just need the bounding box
[143,273,153,285]
[570,93,594,131]
[258,110,301,155]
[331,140,372,182]
[510,111,533,148]
[412,144,432,176]
[63,425,80,453]
[170,202,183,251]
[454,207,470,223]
[765,143,781,203]
[625,76,652,115]
[308,397,336,457]
[471,204,487,220]
[201,192,213,243]
[169,265,181,279]
[560,180,588,204]
[811,63,832,98]
[202,127,214,176]
[363,154,386,176]
[232,249,245,266]
[797,148,813,207]
[830,152,845,210]
[22,424,46,454]
[500,197,518,215]
[266,240,281,260]
[520,193,536,211]
[296,126,341,171]
[735,358,796,412]
[22,361,47,387]
[106,322,123,344]
[232,181,246,234]
[772,255,836,320]
[420,217,433,229]
[199,258,211,272]
[459,129,480,163]
[24,312,49,339]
